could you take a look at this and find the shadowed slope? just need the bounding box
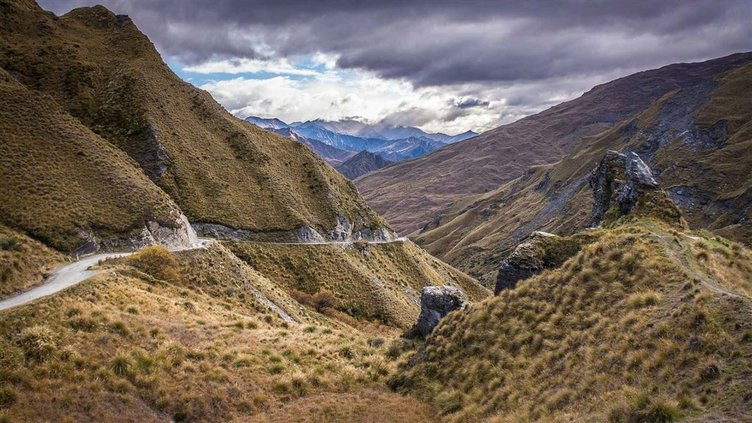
[357,53,752,235]
[0,0,388,242]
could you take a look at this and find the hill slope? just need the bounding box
[414,54,752,284]
[336,151,393,180]
[392,159,752,422]
[0,67,194,252]
[356,53,752,235]
[0,0,388,244]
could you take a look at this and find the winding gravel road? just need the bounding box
[0,239,213,312]
[0,237,408,312]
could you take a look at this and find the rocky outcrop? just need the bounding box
[413,286,467,337]
[129,212,198,250]
[328,215,396,242]
[494,231,586,294]
[495,231,555,294]
[589,150,685,227]
[194,216,395,244]
[70,210,197,257]
[590,151,656,225]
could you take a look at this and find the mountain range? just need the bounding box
[246,115,477,166]
[2,1,752,422]
[335,151,393,180]
[357,52,752,284]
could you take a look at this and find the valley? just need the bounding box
[1,0,752,422]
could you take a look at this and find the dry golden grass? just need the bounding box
[0,0,388,240]
[0,68,183,251]
[413,59,752,286]
[227,240,489,328]
[393,219,752,422]
[0,224,64,297]
[0,244,433,422]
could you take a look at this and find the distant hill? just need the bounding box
[244,116,476,162]
[336,151,393,179]
[356,52,752,237]
[412,52,752,284]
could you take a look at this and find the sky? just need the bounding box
[40,0,752,135]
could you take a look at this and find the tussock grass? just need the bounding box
[228,240,489,328]
[393,220,752,422]
[0,253,431,421]
[0,224,64,296]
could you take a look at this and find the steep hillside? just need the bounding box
[0,244,436,422]
[336,151,392,180]
[395,221,752,422]
[414,55,752,285]
[0,224,63,297]
[357,53,752,235]
[0,0,388,243]
[393,167,752,421]
[0,67,194,253]
[227,240,489,329]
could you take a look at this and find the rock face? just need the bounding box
[589,150,659,226]
[70,209,197,257]
[495,232,556,294]
[415,286,467,337]
[194,215,395,244]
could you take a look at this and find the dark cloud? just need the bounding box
[40,0,752,88]
[454,98,490,109]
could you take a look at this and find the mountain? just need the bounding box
[270,126,357,166]
[356,52,752,236]
[445,130,478,143]
[336,151,393,179]
[392,157,752,421]
[245,116,289,130]
[307,118,475,144]
[0,2,489,420]
[245,116,475,162]
[412,52,752,284]
[375,136,446,162]
[0,0,390,247]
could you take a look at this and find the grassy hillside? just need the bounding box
[356,52,752,236]
[0,67,189,252]
[414,57,752,285]
[0,244,438,422]
[227,240,489,329]
[0,224,64,297]
[393,219,752,421]
[0,0,388,240]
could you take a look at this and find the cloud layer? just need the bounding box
[40,0,752,133]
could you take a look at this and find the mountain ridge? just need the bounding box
[245,116,476,162]
[412,52,752,284]
[356,52,752,236]
[335,151,393,180]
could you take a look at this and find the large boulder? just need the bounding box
[589,150,685,227]
[494,231,586,294]
[414,286,467,337]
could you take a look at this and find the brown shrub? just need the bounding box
[127,246,181,283]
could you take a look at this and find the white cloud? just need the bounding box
[196,62,626,135]
[198,66,509,134]
[183,57,321,76]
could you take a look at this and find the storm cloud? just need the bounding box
[40,0,752,86]
[39,0,752,133]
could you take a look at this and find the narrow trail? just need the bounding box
[0,237,409,313]
[0,239,213,312]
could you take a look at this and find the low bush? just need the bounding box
[127,246,181,283]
